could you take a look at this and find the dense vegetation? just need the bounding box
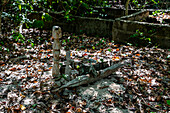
[0,0,164,50]
[0,0,162,32]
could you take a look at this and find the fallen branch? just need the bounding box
[141,102,161,111]
[51,62,125,92]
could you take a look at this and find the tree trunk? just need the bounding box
[0,9,2,35]
[0,0,9,35]
[0,1,2,35]
[52,26,62,79]
[125,0,130,16]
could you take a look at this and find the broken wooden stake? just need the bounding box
[52,26,62,78]
[65,50,71,76]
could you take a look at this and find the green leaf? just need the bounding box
[30,5,33,10]
[63,40,66,43]
[167,100,170,105]
[65,15,69,19]
[146,38,151,42]
[69,0,73,3]
[18,4,22,11]
[140,32,143,36]
[127,43,132,46]
[63,1,68,4]
[52,1,56,4]
[136,29,139,33]
[92,46,95,50]
[25,23,29,29]
[7,48,9,52]
[82,2,89,9]
[62,74,68,80]
[32,104,37,108]
[1,41,4,45]
[76,65,80,69]
[42,14,45,20]
[31,43,34,48]
[21,40,24,43]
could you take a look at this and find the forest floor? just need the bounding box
[0,29,169,113]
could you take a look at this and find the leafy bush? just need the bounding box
[128,29,156,47]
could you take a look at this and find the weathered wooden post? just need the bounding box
[52,26,62,78]
[65,50,71,77]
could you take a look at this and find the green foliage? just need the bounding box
[128,29,155,47]
[32,20,44,29]
[1,0,35,34]
[132,0,139,7]
[12,31,25,43]
[2,0,163,31]
[1,0,163,53]
[41,13,52,22]
[132,0,160,9]
[152,10,165,17]
[29,0,111,21]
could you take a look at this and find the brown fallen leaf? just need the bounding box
[136,54,141,56]
[1,64,5,66]
[33,81,38,83]
[28,65,31,68]
[116,48,119,51]
[156,95,161,102]
[19,93,26,98]
[49,67,52,70]
[20,104,26,110]
[38,69,42,72]
[10,67,17,71]
[0,61,5,65]
[76,108,82,112]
